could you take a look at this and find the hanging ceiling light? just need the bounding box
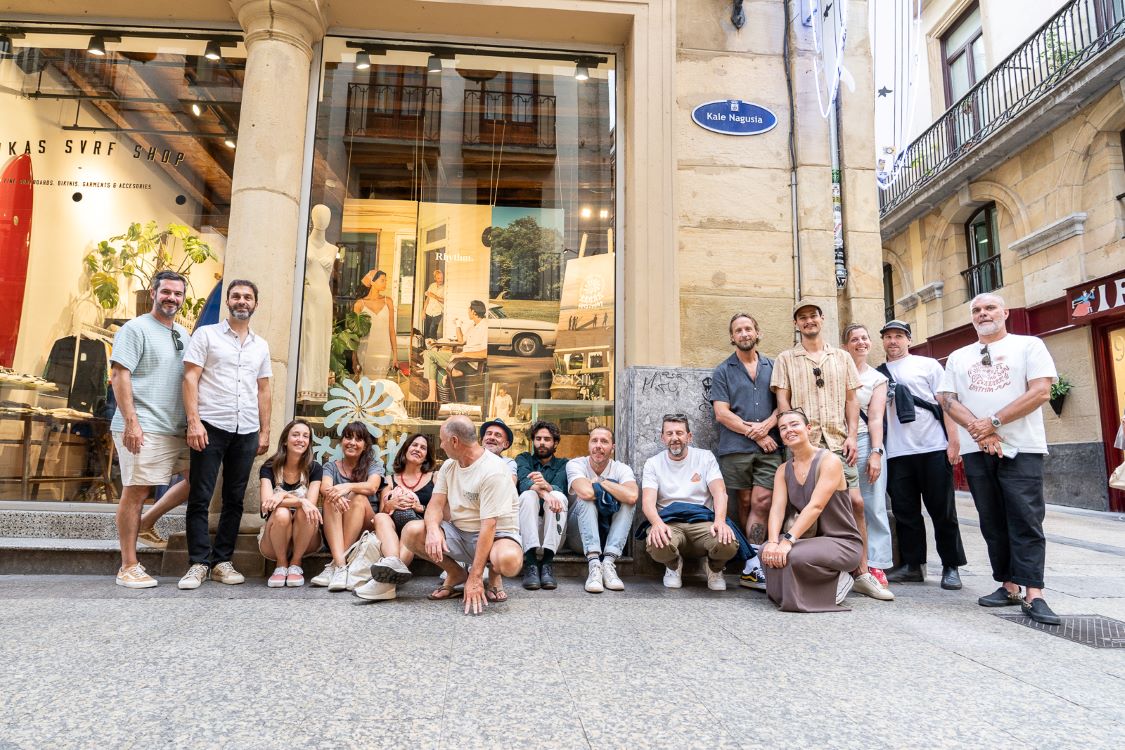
[86,35,107,56]
[574,58,590,82]
[204,41,222,61]
[224,138,236,149]
[427,54,443,74]
[355,50,371,70]
[190,103,203,117]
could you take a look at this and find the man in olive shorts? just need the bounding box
[710,313,782,590]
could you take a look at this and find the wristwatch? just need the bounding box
[873,446,884,456]
[989,415,1002,428]
[780,531,796,544]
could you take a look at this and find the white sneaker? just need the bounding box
[702,558,727,591]
[178,563,209,590]
[354,579,397,601]
[584,561,605,593]
[836,571,855,604]
[601,559,625,591]
[267,566,287,588]
[116,563,157,589]
[310,562,337,587]
[663,557,683,589]
[210,562,245,585]
[328,566,350,592]
[852,572,894,601]
[286,565,305,587]
[370,556,414,585]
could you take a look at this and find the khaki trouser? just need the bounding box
[646,521,738,572]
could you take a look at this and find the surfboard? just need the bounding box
[0,154,33,368]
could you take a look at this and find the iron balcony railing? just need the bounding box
[961,254,1004,300]
[879,0,1125,217]
[462,91,557,149]
[345,83,442,142]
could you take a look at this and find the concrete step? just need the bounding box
[0,504,184,541]
[0,537,163,575]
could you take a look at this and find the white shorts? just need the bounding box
[113,431,190,487]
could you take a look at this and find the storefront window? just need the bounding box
[296,39,616,462]
[0,27,242,500]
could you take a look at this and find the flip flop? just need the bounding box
[427,582,464,600]
[485,586,508,603]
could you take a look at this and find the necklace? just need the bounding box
[398,469,426,490]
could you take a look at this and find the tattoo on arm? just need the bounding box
[937,392,959,411]
[748,523,766,545]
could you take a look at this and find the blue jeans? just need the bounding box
[857,431,894,569]
[567,486,635,558]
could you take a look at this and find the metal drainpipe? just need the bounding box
[829,96,847,289]
[784,0,802,304]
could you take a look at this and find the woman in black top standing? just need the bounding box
[380,433,436,566]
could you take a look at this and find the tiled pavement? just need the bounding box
[1,497,1123,749]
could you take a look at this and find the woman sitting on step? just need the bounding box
[259,419,323,588]
[379,433,437,567]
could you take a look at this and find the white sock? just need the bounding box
[742,555,761,574]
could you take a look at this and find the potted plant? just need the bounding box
[1049,375,1072,416]
[329,310,372,386]
[84,221,215,318]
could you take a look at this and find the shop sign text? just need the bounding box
[691,100,777,136]
[1067,270,1125,324]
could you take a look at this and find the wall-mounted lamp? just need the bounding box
[427,54,444,74]
[355,50,371,70]
[86,35,108,55]
[203,40,223,61]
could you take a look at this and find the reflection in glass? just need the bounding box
[298,40,616,460]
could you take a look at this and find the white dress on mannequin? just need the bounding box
[356,301,393,377]
[297,205,337,403]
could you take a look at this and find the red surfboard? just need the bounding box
[0,154,33,367]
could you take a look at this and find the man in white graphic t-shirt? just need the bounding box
[642,415,737,591]
[937,293,1061,625]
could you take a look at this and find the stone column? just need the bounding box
[224,0,326,527]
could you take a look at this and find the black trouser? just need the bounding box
[423,313,442,340]
[887,449,966,567]
[962,452,1046,589]
[186,421,258,566]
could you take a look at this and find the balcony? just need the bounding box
[879,0,1125,237]
[960,254,1004,300]
[462,91,556,150]
[345,83,441,142]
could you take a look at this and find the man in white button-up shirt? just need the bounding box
[178,280,273,590]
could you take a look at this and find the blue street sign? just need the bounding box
[691,99,777,136]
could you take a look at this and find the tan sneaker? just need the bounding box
[136,527,168,549]
[116,563,157,589]
[853,572,895,601]
[210,562,245,585]
[178,563,209,590]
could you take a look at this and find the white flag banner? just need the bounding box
[813,0,849,118]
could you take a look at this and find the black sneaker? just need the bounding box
[940,566,962,590]
[522,564,541,590]
[886,564,924,583]
[539,563,557,590]
[1022,597,1062,626]
[978,586,1022,607]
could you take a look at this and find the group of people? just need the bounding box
[109,272,1062,623]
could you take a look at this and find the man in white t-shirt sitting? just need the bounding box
[422,300,488,402]
[642,414,738,590]
[879,320,967,591]
[566,427,639,593]
[401,416,523,614]
[937,293,1061,625]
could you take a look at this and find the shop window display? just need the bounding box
[297,40,616,463]
[0,26,242,500]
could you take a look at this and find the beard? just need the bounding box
[534,445,555,459]
[667,443,686,457]
[973,320,1001,336]
[733,338,757,352]
[231,307,253,320]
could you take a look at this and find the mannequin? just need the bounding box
[353,269,398,378]
[296,204,337,402]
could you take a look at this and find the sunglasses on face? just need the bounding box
[812,367,825,388]
[980,345,991,367]
[171,329,183,352]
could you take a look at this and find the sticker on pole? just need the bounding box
[691,100,777,136]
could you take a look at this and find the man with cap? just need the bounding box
[771,299,886,600]
[480,418,518,482]
[880,320,966,590]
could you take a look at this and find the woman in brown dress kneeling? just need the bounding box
[761,410,864,612]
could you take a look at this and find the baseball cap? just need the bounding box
[792,299,823,319]
[879,320,912,337]
[479,418,513,446]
